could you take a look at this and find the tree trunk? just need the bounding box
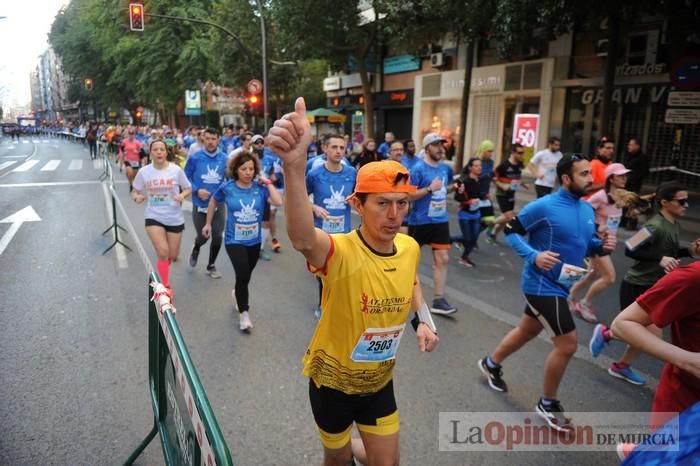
[455,41,475,171]
[357,51,375,140]
[600,5,621,142]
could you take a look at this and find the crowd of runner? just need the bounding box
[52,103,698,465]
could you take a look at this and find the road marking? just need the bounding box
[22,140,29,144]
[0,155,26,158]
[417,273,659,393]
[93,159,104,170]
[0,206,41,257]
[0,180,128,188]
[0,161,17,170]
[41,160,61,171]
[13,160,39,172]
[68,160,83,170]
[101,182,128,269]
[42,140,49,143]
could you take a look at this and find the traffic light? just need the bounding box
[84,78,93,91]
[129,3,144,31]
[134,110,143,123]
[249,95,259,105]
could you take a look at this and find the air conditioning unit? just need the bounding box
[430,52,444,68]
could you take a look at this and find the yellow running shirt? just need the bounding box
[303,229,420,395]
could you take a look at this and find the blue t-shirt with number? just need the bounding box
[306,164,357,233]
[213,180,269,246]
[408,159,453,225]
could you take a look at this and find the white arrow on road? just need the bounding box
[0,206,41,256]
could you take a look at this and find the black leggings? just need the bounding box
[619,280,652,310]
[225,243,261,313]
[192,208,224,267]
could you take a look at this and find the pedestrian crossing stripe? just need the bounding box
[13,160,39,172]
[41,160,61,171]
[0,161,17,170]
[9,159,104,172]
[68,160,83,170]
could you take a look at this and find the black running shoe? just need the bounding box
[535,398,573,432]
[188,245,199,268]
[478,357,508,392]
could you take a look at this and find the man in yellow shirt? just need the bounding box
[268,98,439,466]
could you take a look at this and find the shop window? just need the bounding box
[627,33,648,66]
[505,65,522,91]
[523,63,543,90]
[422,75,441,98]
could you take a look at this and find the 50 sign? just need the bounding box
[512,114,540,148]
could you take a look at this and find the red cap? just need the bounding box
[347,161,416,199]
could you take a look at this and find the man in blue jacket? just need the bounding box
[184,127,228,278]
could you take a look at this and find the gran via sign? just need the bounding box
[125,276,233,466]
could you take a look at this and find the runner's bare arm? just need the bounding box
[267,98,330,269]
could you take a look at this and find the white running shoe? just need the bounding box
[239,311,253,331]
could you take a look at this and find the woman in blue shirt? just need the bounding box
[203,153,282,331]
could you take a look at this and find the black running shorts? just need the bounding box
[496,194,515,213]
[407,222,451,250]
[309,379,399,449]
[523,294,575,337]
[145,218,185,233]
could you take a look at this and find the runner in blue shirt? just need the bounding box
[203,152,282,331]
[306,134,357,318]
[377,131,395,158]
[401,139,420,171]
[184,127,228,279]
[479,154,616,432]
[408,133,457,315]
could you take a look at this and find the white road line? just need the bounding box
[13,160,39,172]
[41,160,61,171]
[22,140,29,144]
[42,140,49,143]
[68,160,83,170]
[0,180,128,188]
[101,182,129,269]
[93,159,104,170]
[0,161,17,170]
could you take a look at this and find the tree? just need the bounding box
[271,0,384,139]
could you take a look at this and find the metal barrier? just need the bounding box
[96,153,234,465]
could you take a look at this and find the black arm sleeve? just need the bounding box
[677,247,692,259]
[624,245,662,262]
[504,217,527,236]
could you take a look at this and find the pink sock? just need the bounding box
[157,259,170,287]
[602,326,612,341]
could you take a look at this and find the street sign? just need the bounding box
[667,91,700,107]
[664,108,700,125]
[185,90,202,116]
[671,56,700,90]
[247,79,263,95]
[0,206,41,256]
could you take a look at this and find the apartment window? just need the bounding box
[505,65,522,91]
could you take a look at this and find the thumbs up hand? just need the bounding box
[267,97,313,171]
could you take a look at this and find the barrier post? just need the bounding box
[124,275,234,465]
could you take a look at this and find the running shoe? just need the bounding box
[259,249,272,261]
[271,238,281,253]
[608,362,646,385]
[589,323,609,358]
[616,442,636,460]
[535,398,573,432]
[431,297,457,315]
[485,231,499,245]
[188,245,199,267]
[239,311,253,331]
[477,357,508,392]
[453,242,464,252]
[206,265,222,279]
[457,258,473,268]
[573,301,598,323]
[313,306,322,320]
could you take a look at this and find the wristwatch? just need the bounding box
[426,186,433,193]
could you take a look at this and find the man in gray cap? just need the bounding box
[406,133,458,315]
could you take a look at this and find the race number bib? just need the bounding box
[468,201,480,212]
[148,193,170,207]
[128,160,140,168]
[234,223,259,242]
[322,215,345,233]
[478,199,492,208]
[557,263,588,287]
[428,198,447,218]
[351,325,405,363]
[197,206,208,214]
[607,214,622,233]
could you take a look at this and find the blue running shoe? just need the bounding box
[608,363,646,386]
[589,323,609,358]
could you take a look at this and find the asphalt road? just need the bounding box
[1,136,693,465]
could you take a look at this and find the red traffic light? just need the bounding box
[129,3,144,31]
[249,95,259,104]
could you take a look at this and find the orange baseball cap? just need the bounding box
[347,161,417,199]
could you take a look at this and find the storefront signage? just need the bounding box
[323,76,341,91]
[184,89,201,116]
[512,114,540,148]
[341,73,372,89]
[667,91,700,107]
[470,64,505,94]
[615,63,666,77]
[384,54,420,75]
[664,108,700,124]
[391,92,408,102]
[580,86,668,105]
